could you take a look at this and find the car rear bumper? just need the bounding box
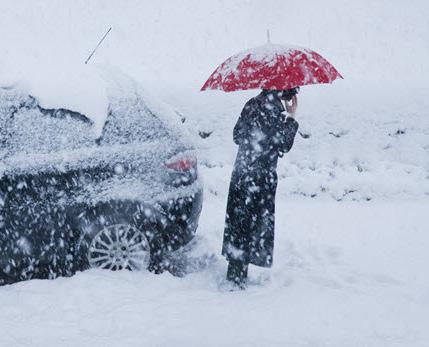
[73,181,204,254]
[156,188,203,251]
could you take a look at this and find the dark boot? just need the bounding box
[226,260,248,289]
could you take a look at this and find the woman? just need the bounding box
[222,88,299,289]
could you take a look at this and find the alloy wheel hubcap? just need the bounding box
[88,224,150,271]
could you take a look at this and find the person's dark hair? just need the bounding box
[282,87,300,101]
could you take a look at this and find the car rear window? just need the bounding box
[99,95,171,145]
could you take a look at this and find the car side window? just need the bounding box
[1,90,95,156]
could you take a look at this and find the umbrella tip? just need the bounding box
[266,29,271,44]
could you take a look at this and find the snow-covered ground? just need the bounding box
[1,0,429,346]
[1,198,429,346]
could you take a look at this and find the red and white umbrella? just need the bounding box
[201,43,343,92]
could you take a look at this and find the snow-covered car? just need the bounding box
[0,84,203,285]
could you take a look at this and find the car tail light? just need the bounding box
[166,158,195,171]
[166,155,197,172]
[165,154,197,186]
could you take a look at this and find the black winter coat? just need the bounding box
[222,90,299,267]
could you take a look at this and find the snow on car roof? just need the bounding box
[0,64,190,142]
[1,63,108,136]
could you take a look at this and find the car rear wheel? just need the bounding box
[88,224,150,271]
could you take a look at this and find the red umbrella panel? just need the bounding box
[201,44,343,92]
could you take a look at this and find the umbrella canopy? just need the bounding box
[201,43,343,92]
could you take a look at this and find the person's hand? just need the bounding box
[286,95,298,117]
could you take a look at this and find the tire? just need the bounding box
[84,224,151,271]
[73,201,156,271]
